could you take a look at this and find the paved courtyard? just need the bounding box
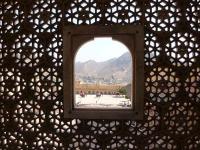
[75,94,132,109]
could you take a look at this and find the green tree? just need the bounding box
[118,87,127,95]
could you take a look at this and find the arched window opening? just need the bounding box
[63,25,144,119]
[74,37,133,109]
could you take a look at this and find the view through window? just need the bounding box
[74,37,133,109]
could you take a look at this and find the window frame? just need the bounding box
[63,25,144,120]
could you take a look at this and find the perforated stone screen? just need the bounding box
[0,0,200,149]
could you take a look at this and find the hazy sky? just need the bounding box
[75,37,129,62]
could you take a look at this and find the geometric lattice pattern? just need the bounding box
[0,0,200,149]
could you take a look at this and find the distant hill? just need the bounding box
[75,52,132,85]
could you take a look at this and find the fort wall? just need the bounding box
[75,81,123,94]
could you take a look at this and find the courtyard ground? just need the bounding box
[75,94,132,109]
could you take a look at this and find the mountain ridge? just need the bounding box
[75,52,132,85]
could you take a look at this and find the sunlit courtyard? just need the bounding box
[75,94,132,109]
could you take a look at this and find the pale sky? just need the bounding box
[75,37,129,62]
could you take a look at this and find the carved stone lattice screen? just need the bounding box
[0,0,200,149]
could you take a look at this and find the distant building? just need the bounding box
[75,80,123,94]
